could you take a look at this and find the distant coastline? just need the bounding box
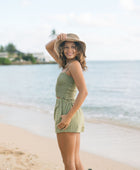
[0,60,57,65]
[0,43,52,65]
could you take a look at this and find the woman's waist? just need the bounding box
[56,92,76,98]
[56,96,75,102]
[56,86,77,96]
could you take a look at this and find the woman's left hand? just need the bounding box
[57,114,71,130]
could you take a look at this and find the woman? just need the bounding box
[45,33,88,170]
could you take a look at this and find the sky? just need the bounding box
[0,0,140,61]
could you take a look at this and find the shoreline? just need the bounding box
[0,123,139,170]
[0,61,57,65]
[85,117,140,131]
[0,100,140,131]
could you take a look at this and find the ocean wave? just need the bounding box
[82,105,140,128]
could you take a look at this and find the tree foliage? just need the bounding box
[5,43,17,54]
[49,29,57,39]
[0,45,5,52]
[0,58,11,65]
[22,53,36,64]
[0,43,38,64]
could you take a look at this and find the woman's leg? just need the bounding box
[57,132,76,170]
[75,133,84,170]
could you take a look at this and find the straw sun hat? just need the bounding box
[54,33,86,56]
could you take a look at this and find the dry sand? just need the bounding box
[0,123,139,170]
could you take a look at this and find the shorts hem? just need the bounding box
[55,129,84,134]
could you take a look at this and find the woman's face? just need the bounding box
[63,42,77,60]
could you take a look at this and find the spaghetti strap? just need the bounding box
[65,67,69,73]
[64,60,76,73]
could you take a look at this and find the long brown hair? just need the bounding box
[58,41,87,71]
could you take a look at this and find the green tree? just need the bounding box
[13,56,22,61]
[0,45,5,52]
[49,29,57,39]
[0,58,11,65]
[22,53,36,64]
[5,43,17,54]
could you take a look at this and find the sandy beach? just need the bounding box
[0,123,139,170]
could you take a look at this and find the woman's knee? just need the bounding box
[63,158,75,167]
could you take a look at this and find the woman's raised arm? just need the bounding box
[45,39,60,64]
[45,33,67,64]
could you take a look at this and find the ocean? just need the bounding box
[0,60,140,128]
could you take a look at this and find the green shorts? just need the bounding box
[54,98,84,133]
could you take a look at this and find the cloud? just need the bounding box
[120,0,135,11]
[45,12,117,28]
[120,0,140,12]
[0,23,52,53]
[21,0,31,7]
[72,13,114,27]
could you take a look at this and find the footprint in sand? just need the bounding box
[0,146,39,170]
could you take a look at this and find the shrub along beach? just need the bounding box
[0,43,55,65]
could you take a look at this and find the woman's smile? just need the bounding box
[64,42,77,59]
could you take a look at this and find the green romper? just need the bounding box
[54,71,85,133]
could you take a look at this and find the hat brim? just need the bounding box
[54,38,86,57]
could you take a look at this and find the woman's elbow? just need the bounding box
[45,45,52,54]
[81,89,88,97]
[45,44,49,51]
[85,90,88,97]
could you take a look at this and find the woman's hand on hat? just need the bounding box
[57,33,67,41]
[57,114,71,130]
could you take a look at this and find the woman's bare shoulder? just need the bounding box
[69,60,82,71]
